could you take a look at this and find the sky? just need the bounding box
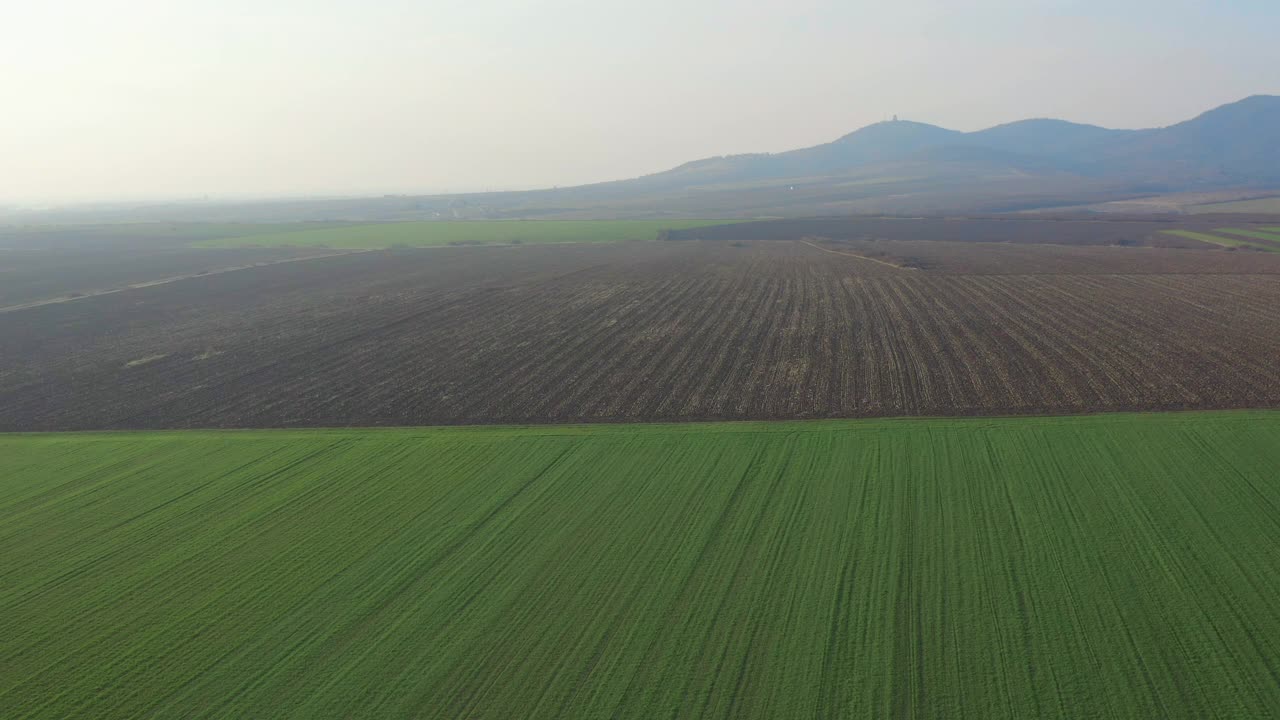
[3,0,1278,204]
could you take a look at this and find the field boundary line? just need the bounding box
[0,250,371,314]
[11,408,1279,440]
[797,238,913,269]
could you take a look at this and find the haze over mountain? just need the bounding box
[400,94,1280,218]
[615,95,1280,193]
[5,95,1279,223]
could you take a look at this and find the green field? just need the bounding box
[196,219,742,249]
[4,412,1280,718]
[1161,228,1280,251]
[1218,227,1280,246]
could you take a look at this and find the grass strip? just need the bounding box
[1161,229,1277,251]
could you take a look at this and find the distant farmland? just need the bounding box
[1190,196,1280,214]
[659,214,1280,248]
[197,219,745,249]
[1218,227,1280,247]
[1162,229,1280,252]
[3,412,1280,718]
[0,247,349,309]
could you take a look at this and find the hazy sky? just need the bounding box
[4,0,1278,203]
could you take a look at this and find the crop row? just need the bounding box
[4,412,1280,717]
[810,236,1280,274]
[2,240,1278,430]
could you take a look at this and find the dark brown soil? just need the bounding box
[804,237,1280,274]
[0,247,341,307]
[664,214,1280,248]
[4,238,1279,431]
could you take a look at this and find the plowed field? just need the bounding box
[3,239,1280,430]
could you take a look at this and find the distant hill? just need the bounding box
[1085,95,1280,185]
[422,94,1277,218]
[616,95,1280,194]
[6,96,1279,223]
[966,118,1126,157]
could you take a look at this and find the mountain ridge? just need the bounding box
[621,95,1280,193]
[6,96,1277,223]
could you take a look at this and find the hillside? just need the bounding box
[5,96,1278,223]
[612,95,1280,195]
[1086,95,1280,185]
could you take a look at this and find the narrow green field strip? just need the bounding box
[1160,229,1276,251]
[3,412,1280,718]
[195,219,747,249]
[1216,228,1280,249]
